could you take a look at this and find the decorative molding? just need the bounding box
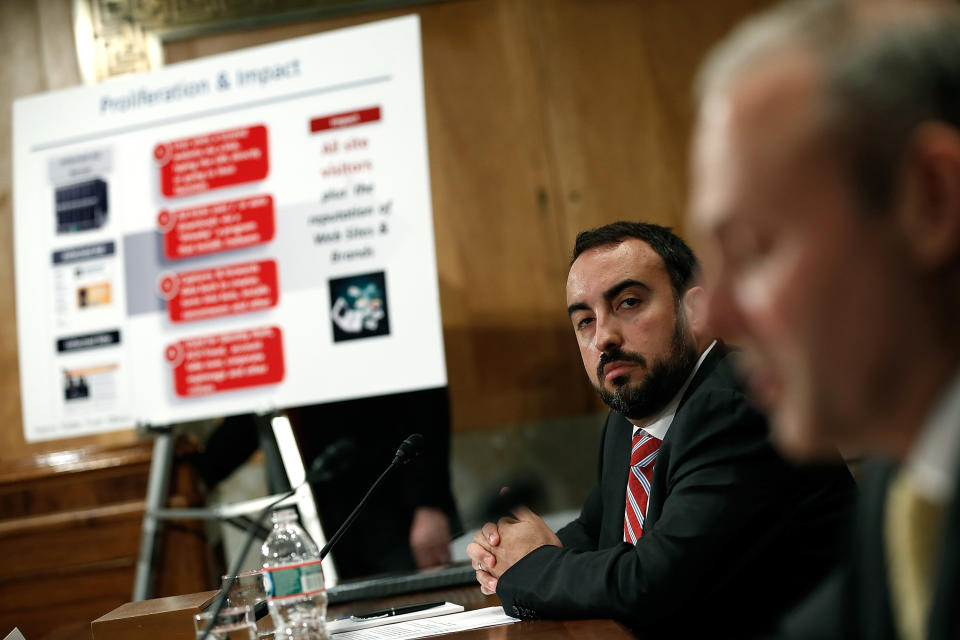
[74,0,443,82]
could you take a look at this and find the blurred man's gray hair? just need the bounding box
[695,0,960,215]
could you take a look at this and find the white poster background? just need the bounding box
[13,16,446,442]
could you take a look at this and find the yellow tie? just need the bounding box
[884,471,947,640]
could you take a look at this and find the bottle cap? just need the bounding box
[272,508,298,523]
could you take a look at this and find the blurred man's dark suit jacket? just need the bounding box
[496,345,856,638]
[779,459,960,640]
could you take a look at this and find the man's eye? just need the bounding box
[726,229,773,270]
[619,297,642,310]
[576,317,594,330]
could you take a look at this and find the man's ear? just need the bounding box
[897,122,960,272]
[682,285,709,338]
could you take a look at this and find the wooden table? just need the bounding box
[328,584,637,639]
[91,583,636,640]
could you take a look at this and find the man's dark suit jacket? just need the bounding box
[496,345,856,638]
[779,459,960,639]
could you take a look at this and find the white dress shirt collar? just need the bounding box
[906,367,960,503]
[632,340,718,440]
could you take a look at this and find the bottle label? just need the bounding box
[263,559,325,600]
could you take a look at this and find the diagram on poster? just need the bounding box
[12,16,445,442]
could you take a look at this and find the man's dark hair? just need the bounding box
[571,221,701,301]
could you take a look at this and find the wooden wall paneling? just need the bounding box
[0,469,149,522]
[161,3,409,59]
[418,0,596,430]
[0,501,145,581]
[530,0,773,252]
[628,0,776,234]
[528,1,674,242]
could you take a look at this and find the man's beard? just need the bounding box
[594,315,699,421]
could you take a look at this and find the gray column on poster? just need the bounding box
[123,201,339,316]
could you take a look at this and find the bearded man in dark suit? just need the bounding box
[466,221,854,637]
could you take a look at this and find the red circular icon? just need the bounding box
[165,344,182,364]
[157,272,179,300]
[154,144,167,160]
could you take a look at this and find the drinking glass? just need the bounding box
[222,569,267,609]
[194,604,257,640]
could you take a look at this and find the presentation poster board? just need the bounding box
[12,16,446,442]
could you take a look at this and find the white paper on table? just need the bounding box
[3,629,26,640]
[327,602,464,633]
[330,606,519,639]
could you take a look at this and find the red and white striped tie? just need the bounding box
[624,431,661,543]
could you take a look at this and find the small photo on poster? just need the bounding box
[55,178,109,234]
[51,243,118,330]
[328,271,390,342]
[63,370,91,401]
[49,149,113,236]
[60,363,119,408]
[77,281,111,308]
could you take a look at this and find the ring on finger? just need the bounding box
[476,560,483,572]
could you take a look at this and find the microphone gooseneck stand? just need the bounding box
[198,433,424,640]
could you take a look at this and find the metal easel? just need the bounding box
[132,411,338,601]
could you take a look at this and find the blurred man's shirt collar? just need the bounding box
[906,367,960,503]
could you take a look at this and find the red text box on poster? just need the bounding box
[158,195,275,260]
[155,125,269,197]
[160,259,278,323]
[165,326,284,397]
[309,106,381,133]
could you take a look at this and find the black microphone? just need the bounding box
[319,432,424,559]
[392,432,424,466]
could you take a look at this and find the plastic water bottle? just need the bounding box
[261,509,328,639]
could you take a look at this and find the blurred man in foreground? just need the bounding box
[688,1,960,637]
[467,222,853,637]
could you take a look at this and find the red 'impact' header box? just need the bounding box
[158,195,275,260]
[159,259,279,324]
[156,125,269,197]
[165,326,284,397]
[310,107,381,133]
